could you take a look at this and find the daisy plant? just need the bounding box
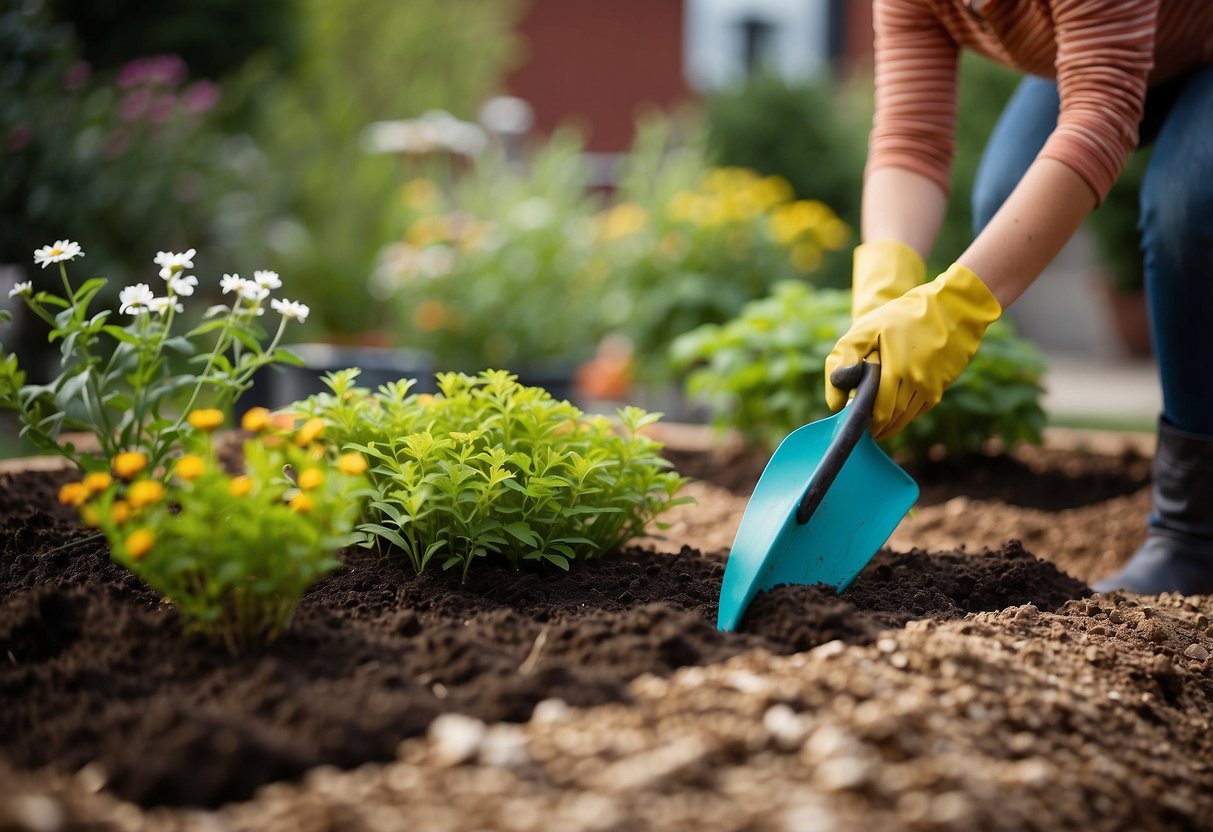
[1,240,309,475]
[62,409,369,651]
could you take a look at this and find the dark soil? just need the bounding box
[0,465,1089,809]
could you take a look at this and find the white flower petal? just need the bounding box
[118,283,155,315]
[253,270,282,290]
[270,297,310,323]
[33,239,84,269]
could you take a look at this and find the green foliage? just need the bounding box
[0,245,306,474]
[672,281,1047,460]
[250,0,525,337]
[598,117,850,381]
[44,0,297,81]
[71,428,366,652]
[704,73,869,288]
[0,8,272,296]
[379,131,605,370]
[297,369,690,580]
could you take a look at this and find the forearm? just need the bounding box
[861,166,949,261]
[958,158,1097,308]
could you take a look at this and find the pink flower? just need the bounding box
[182,80,219,115]
[120,89,151,122]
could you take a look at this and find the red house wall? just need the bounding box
[503,0,692,153]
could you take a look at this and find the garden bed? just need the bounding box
[2,433,1212,830]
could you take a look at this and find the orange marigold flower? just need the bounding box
[128,479,165,509]
[58,481,88,506]
[229,475,253,497]
[295,418,325,447]
[82,472,113,495]
[270,412,297,432]
[112,451,148,480]
[289,492,314,513]
[111,500,132,524]
[175,454,206,481]
[241,407,272,432]
[337,453,368,476]
[125,528,155,560]
[298,468,324,490]
[187,408,224,431]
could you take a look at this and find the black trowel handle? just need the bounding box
[795,361,880,525]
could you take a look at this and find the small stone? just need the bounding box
[428,713,486,765]
[478,724,530,769]
[1014,604,1040,621]
[876,638,898,654]
[531,698,570,724]
[763,704,807,750]
[1183,643,1209,661]
[3,796,64,832]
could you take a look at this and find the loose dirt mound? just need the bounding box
[2,468,1085,808]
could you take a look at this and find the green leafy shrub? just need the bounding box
[377,131,604,371]
[671,281,1047,460]
[297,368,690,580]
[63,418,367,651]
[596,117,850,381]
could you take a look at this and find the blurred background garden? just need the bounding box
[1,0,1160,460]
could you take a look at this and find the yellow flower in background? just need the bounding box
[82,472,113,495]
[666,190,701,224]
[790,241,824,273]
[125,528,154,560]
[753,175,793,209]
[111,500,131,524]
[241,407,271,433]
[289,492,314,513]
[58,481,88,506]
[406,215,448,248]
[128,479,165,509]
[414,299,450,333]
[598,202,648,242]
[229,475,253,497]
[820,217,851,250]
[113,451,148,480]
[770,199,830,246]
[402,178,440,210]
[175,454,206,481]
[700,167,758,195]
[337,453,368,476]
[298,468,325,491]
[187,408,224,432]
[416,394,436,407]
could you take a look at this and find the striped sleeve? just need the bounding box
[866,0,960,194]
[1038,0,1158,201]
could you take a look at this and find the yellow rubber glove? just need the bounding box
[825,263,1002,440]
[851,239,927,320]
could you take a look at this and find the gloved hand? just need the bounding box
[851,239,926,319]
[826,263,1001,440]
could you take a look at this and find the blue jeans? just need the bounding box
[972,67,1213,435]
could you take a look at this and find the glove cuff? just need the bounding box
[852,240,927,319]
[934,262,1003,325]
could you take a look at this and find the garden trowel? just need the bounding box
[717,361,919,631]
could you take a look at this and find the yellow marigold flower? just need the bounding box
[81,504,101,528]
[82,472,113,495]
[128,479,165,509]
[270,412,297,432]
[112,451,148,480]
[187,408,224,432]
[241,407,272,432]
[298,468,325,490]
[295,417,326,447]
[820,217,851,250]
[175,454,206,481]
[790,241,823,274]
[58,481,88,506]
[229,475,253,497]
[337,453,368,476]
[111,500,132,524]
[598,202,647,242]
[125,528,154,560]
[289,492,314,513]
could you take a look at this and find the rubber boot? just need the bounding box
[1094,418,1213,595]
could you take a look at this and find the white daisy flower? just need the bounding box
[253,270,281,290]
[33,240,84,269]
[220,273,245,295]
[119,283,155,315]
[8,281,32,299]
[270,297,310,323]
[237,281,269,303]
[154,249,196,279]
[168,274,198,297]
[148,296,184,315]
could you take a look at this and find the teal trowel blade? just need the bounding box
[717,411,919,631]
